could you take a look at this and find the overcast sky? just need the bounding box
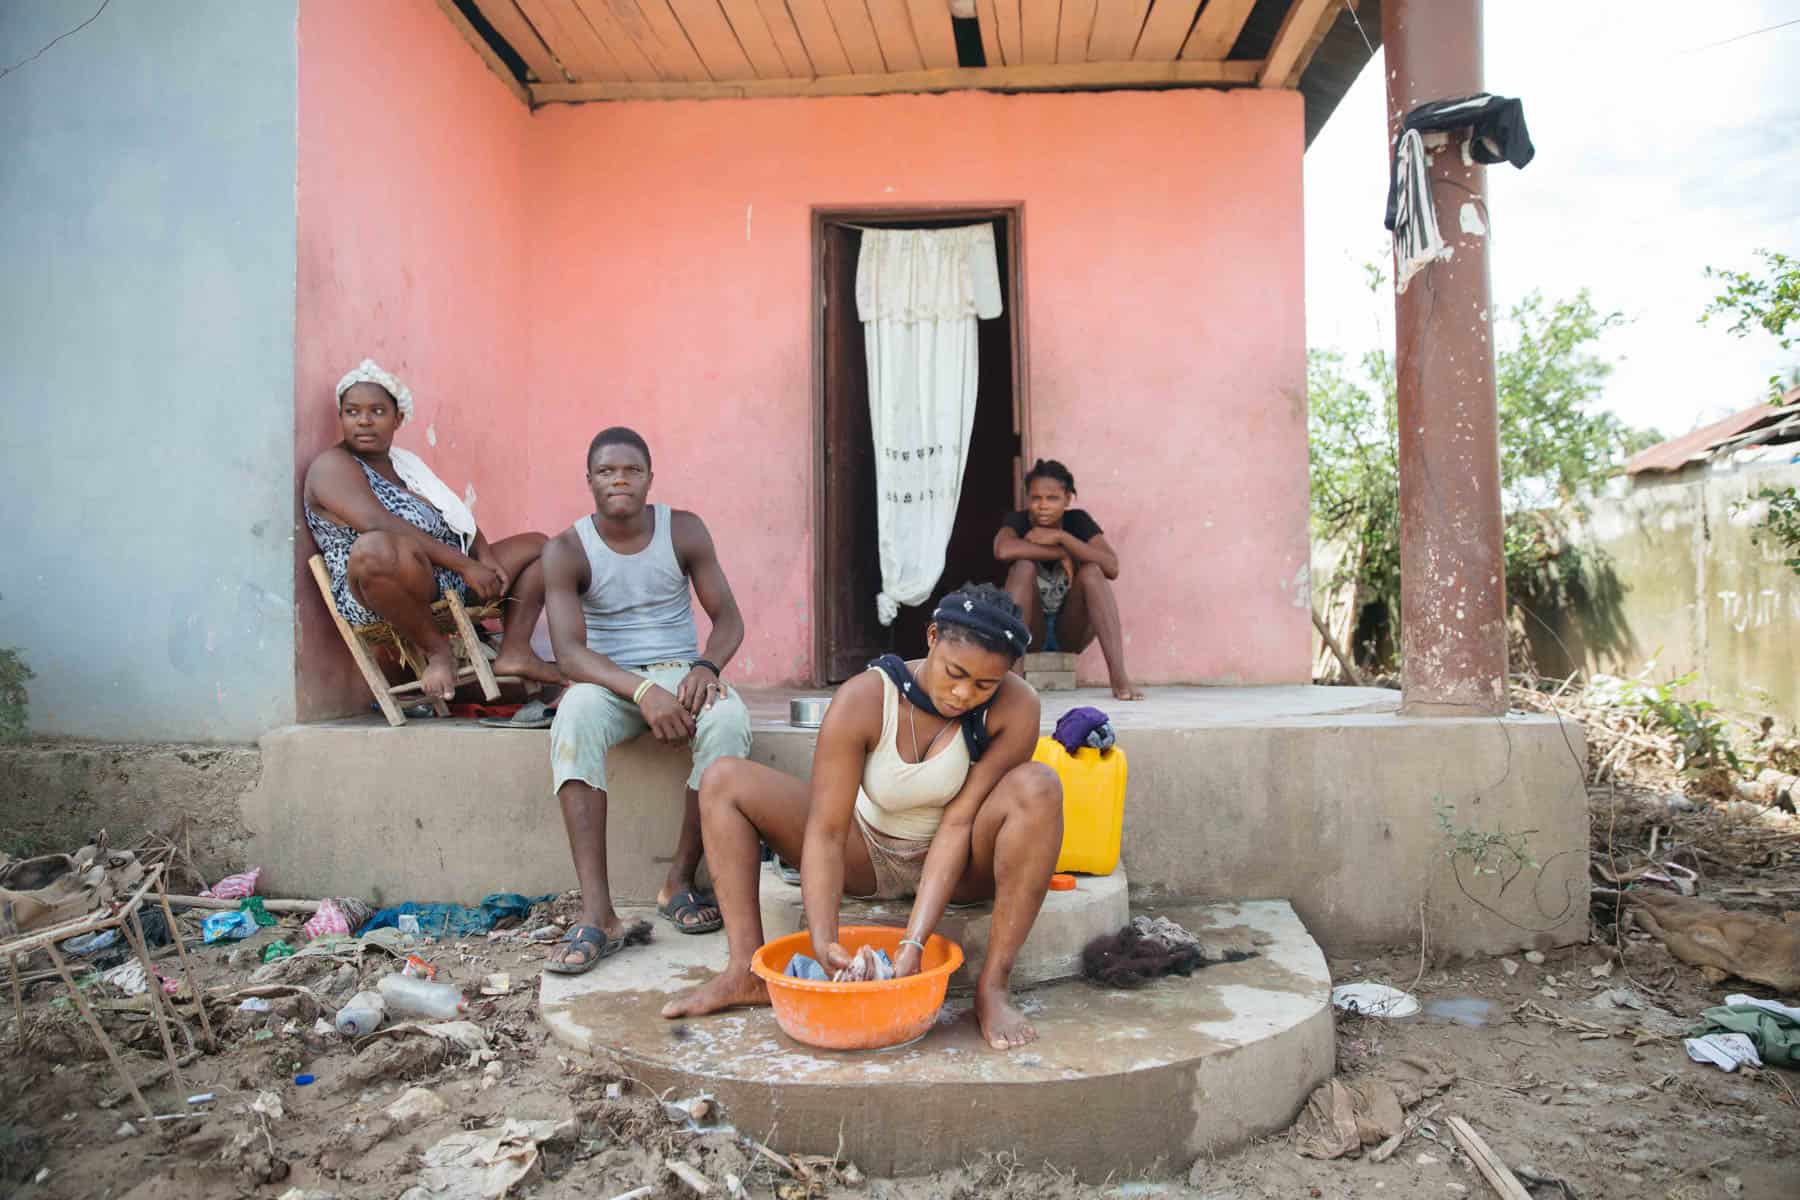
[1304,1,1800,438]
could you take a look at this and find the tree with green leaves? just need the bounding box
[1703,248,1799,399]
[1310,285,1660,669]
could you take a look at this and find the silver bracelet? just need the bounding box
[899,937,926,952]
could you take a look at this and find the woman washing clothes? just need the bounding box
[303,359,562,701]
[661,585,1062,1051]
[994,458,1143,701]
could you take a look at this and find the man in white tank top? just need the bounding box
[540,427,752,974]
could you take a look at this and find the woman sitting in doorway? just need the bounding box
[303,359,562,701]
[659,585,1062,1051]
[994,458,1143,700]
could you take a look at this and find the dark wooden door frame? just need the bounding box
[809,203,1030,686]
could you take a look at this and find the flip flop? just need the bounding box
[657,888,724,935]
[542,920,651,975]
[479,699,555,730]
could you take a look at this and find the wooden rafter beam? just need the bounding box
[532,58,1261,103]
[437,0,533,105]
[1258,0,1337,87]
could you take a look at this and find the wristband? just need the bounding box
[632,678,655,706]
[693,658,721,678]
[899,937,926,953]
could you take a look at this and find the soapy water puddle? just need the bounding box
[1423,996,1495,1027]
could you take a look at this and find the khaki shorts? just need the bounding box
[549,665,752,794]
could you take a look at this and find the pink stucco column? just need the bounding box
[1382,0,1508,716]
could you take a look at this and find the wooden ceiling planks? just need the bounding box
[866,0,927,72]
[668,0,759,79]
[455,0,1319,104]
[784,0,854,75]
[991,0,1025,65]
[974,0,1005,67]
[754,0,819,75]
[572,0,665,81]
[473,0,569,81]
[1085,0,1151,62]
[607,0,713,82]
[1258,0,1333,86]
[1055,0,1097,62]
[516,0,627,79]
[824,0,889,72]
[1019,0,1060,65]
[1133,0,1203,61]
[903,0,959,68]
[716,0,792,76]
[1180,0,1255,59]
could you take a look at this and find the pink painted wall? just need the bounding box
[523,88,1311,686]
[294,4,1310,699]
[294,0,534,719]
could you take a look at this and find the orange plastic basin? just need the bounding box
[749,925,964,1052]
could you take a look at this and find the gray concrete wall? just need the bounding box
[1525,463,1800,725]
[0,0,300,742]
[241,713,1588,956]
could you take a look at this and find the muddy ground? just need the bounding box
[3,788,1796,1200]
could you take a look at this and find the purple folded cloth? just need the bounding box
[1054,706,1112,754]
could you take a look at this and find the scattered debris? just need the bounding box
[399,1117,573,1199]
[1628,891,1800,992]
[1330,982,1421,1019]
[1445,1116,1531,1200]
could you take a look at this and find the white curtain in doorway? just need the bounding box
[856,223,1004,625]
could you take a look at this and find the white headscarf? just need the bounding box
[334,359,478,551]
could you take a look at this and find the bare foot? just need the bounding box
[420,649,459,701]
[661,968,768,1019]
[493,650,565,687]
[975,985,1038,1050]
[1110,677,1145,702]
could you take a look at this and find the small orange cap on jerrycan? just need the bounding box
[1031,736,1127,875]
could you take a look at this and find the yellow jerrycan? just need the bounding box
[1032,737,1127,875]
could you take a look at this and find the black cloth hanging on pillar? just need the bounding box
[1383,93,1535,232]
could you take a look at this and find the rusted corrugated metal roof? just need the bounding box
[1624,391,1800,475]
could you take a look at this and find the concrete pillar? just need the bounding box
[1382,0,1508,716]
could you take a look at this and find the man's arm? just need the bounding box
[543,532,695,743]
[892,678,1042,977]
[799,673,882,973]
[670,510,746,715]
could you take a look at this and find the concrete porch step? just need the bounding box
[539,899,1332,1178]
[756,861,1128,988]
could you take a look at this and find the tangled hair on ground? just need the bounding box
[1080,926,1253,989]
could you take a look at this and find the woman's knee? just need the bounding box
[1076,561,1107,588]
[1005,559,1038,587]
[1007,762,1063,824]
[347,531,404,578]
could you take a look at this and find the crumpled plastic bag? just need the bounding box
[240,896,278,928]
[1294,1057,1455,1159]
[203,911,258,943]
[201,868,260,900]
[302,897,372,940]
[398,1117,573,1199]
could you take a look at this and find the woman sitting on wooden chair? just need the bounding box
[303,359,562,700]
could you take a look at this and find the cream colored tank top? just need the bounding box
[851,668,972,842]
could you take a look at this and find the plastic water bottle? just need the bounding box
[377,974,467,1020]
[334,990,385,1037]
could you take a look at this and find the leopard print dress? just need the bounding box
[305,456,471,626]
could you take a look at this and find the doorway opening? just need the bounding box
[814,207,1025,683]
